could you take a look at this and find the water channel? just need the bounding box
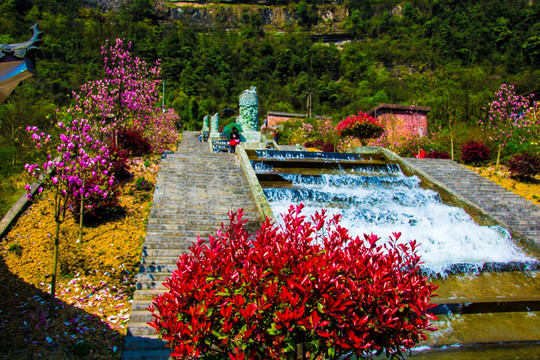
[247,149,540,359]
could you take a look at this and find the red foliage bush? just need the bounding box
[303,140,336,152]
[109,144,131,181]
[117,129,152,156]
[321,142,336,152]
[425,150,451,159]
[149,205,437,360]
[304,139,324,149]
[336,111,384,145]
[506,153,540,178]
[461,141,491,164]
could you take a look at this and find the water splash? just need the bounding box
[250,161,273,172]
[350,164,402,175]
[255,150,366,161]
[263,170,534,275]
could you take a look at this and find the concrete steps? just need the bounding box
[403,158,540,246]
[122,132,263,360]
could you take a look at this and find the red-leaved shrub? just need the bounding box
[109,144,131,181]
[149,205,437,360]
[506,153,540,178]
[461,141,491,164]
[425,150,451,159]
[304,139,324,149]
[322,142,336,152]
[117,129,152,156]
[336,111,385,145]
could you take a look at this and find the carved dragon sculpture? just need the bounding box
[0,23,43,61]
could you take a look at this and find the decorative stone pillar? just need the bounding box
[210,113,220,138]
[239,86,258,131]
[202,115,210,132]
[238,86,261,142]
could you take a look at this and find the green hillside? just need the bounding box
[1,0,538,171]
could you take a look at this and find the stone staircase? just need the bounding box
[122,132,263,360]
[403,158,540,247]
[122,150,539,359]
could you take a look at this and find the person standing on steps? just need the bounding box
[229,127,240,153]
[273,128,279,145]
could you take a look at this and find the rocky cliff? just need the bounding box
[166,3,348,32]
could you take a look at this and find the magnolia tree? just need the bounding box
[149,206,437,360]
[23,38,178,317]
[69,38,172,146]
[480,84,537,166]
[336,111,384,146]
[25,118,115,315]
[64,117,115,241]
[146,108,180,153]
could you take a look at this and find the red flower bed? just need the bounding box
[149,205,437,360]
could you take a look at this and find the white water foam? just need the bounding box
[264,172,534,274]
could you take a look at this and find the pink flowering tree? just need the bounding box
[25,118,115,316]
[369,106,427,156]
[145,108,180,152]
[317,118,338,151]
[480,84,536,166]
[71,38,161,136]
[289,121,315,145]
[336,111,384,146]
[336,136,363,153]
[290,118,337,151]
[63,117,115,242]
[68,38,179,153]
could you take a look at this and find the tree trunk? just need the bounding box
[49,219,60,318]
[451,136,454,161]
[79,178,85,242]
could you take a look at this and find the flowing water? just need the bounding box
[249,149,540,358]
[258,162,533,275]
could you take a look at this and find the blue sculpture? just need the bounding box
[0,24,43,104]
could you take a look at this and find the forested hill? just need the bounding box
[0,0,538,165]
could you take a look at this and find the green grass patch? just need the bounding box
[0,171,32,219]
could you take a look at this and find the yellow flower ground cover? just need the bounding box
[466,165,540,205]
[0,155,160,359]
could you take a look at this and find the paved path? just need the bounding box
[403,158,540,247]
[122,132,262,360]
